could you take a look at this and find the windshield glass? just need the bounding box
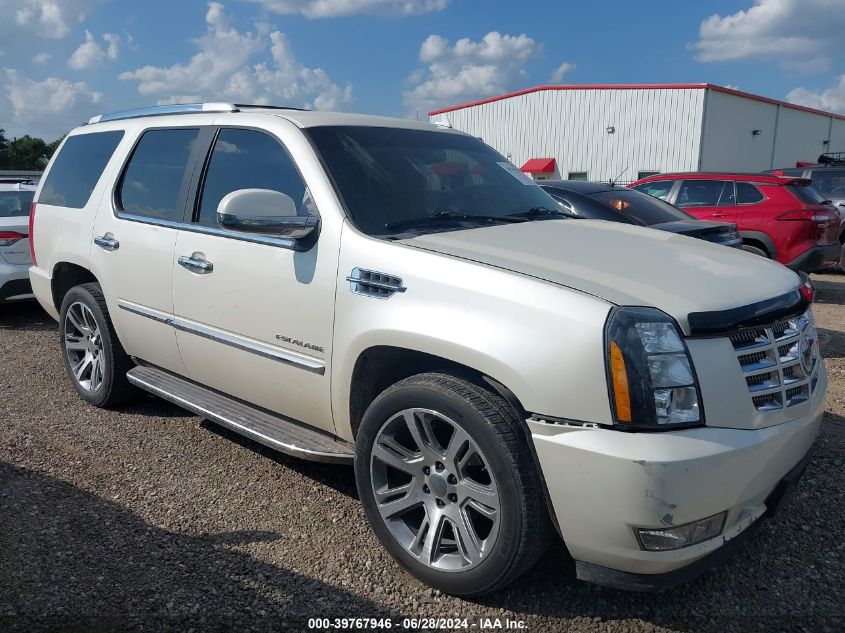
[589,189,694,225]
[307,126,560,236]
[0,190,35,218]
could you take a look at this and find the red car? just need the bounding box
[630,172,842,272]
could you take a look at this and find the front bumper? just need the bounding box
[786,243,841,272]
[529,365,826,589]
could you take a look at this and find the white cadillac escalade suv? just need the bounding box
[29,103,826,596]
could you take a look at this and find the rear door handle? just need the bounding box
[178,255,214,274]
[94,235,119,251]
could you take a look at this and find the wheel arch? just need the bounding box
[738,231,777,258]
[51,262,99,312]
[347,345,526,441]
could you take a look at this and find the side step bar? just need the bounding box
[126,365,355,464]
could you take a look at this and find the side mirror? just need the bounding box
[217,188,319,240]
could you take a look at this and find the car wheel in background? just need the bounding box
[355,372,553,597]
[59,283,135,407]
[742,244,769,258]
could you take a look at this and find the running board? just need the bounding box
[126,365,355,464]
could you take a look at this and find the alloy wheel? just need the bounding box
[63,301,106,392]
[370,408,501,572]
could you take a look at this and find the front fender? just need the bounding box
[331,227,614,440]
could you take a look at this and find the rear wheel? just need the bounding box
[355,372,553,596]
[59,283,135,407]
[741,243,769,258]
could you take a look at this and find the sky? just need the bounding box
[1,0,844,140]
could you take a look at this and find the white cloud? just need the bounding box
[67,30,120,69]
[691,0,845,72]
[404,31,542,114]
[120,3,352,110]
[0,68,102,138]
[787,75,845,114]
[549,62,575,83]
[32,52,51,64]
[240,0,447,18]
[9,0,103,39]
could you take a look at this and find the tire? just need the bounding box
[741,244,769,258]
[355,372,553,596]
[59,283,135,407]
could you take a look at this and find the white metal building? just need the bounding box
[428,84,845,182]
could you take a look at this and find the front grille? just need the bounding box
[729,309,820,412]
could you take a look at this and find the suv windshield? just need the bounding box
[307,126,560,236]
[589,189,694,225]
[0,190,34,218]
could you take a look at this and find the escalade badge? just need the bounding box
[276,335,325,354]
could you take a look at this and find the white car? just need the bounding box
[0,178,36,302]
[28,103,826,595]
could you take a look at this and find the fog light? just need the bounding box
[635,511,727,552]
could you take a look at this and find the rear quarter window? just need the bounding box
[38,131,124,208]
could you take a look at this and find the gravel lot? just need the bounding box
[1,274,844,633]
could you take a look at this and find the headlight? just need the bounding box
[605,307,704,429]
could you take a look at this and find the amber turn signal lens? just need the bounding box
[610,340,632,422]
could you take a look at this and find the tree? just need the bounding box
[0,128,65,170]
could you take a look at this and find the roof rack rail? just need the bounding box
[233,103,309,111]
[817,152,845,165]
[88,102,239,125]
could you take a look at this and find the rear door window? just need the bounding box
[675,180,731,207]
[632,180,674,201]
[38,131,124,208]
[736,182,765,204]
[118,128,202,221]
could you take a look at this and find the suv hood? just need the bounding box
[402,219,799,333]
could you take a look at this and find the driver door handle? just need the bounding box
[178,256,214,274]
[94,235,119,251]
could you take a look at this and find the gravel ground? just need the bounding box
[1,274,844,633]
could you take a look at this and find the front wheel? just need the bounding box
[355,372,553,596]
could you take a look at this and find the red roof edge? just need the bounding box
[428,83,845,122]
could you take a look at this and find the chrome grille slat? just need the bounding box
[729,309,820,412]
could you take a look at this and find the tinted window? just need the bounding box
[307,126,559,237]
[676,180,732,207]
[0,190,34,217]
[38,131,123,208]
[590,189,695,225]
[568,172,588,181]
[787,184,828,205]
[736,182,764,204]
[633,180,674,201]
[118,128,201,221]
[197,129,308,227]
[808,169,845,198]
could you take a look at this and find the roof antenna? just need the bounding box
[609,166,628,186]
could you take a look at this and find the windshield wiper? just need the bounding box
[503,206,571,219]
[384,210,527,231]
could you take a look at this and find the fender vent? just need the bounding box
[346,268,406,299]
